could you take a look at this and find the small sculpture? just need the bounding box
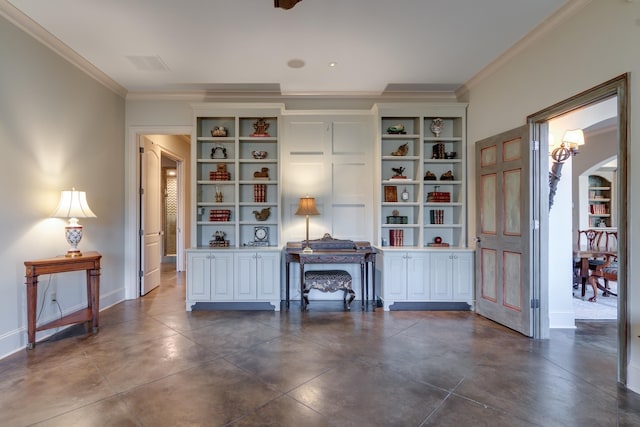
[391,166,406,178]
[253,167,270,179]
[210,145,227,159]
[387,124,406,134]
[430,118,444,137]
[211,126,227,137]
[252,150,268,159]
[424,170,436,180]
[440,170,455,181]
[391,143,409,156]
[253,207,271,221]
[251,118,270,136]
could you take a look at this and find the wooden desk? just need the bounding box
[24,251,101,349]
[285,248,376,311]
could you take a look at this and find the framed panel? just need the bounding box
[480,145,497,167]
[503,137,522,162]
[481,248,498,302]
[481,173,497,234]
[503,168,522,236]
[503,251,522,311]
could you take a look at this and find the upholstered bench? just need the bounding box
[303,270,355,310]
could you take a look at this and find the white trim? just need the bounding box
[0,0,127,97]
[457,0,592,97]
[125,126,192,300]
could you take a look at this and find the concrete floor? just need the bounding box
[1,266,639,426]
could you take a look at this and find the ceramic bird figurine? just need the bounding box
[252,207,271,221]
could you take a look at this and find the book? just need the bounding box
[384,186,398,202]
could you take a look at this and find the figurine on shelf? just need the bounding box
[391,166,406,179]
[386,124,406,134]
[391,143,409,156]
[253,167,270,179]
[424,170,436,180]
[251,118,270,137]
[210,145,227,159]
[211,126,227,137]
[440,170,455,181]
[252,207,271,221]
[430,118,444,137]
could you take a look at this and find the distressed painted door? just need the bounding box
[475,126,532,336]
[141,138,162,295]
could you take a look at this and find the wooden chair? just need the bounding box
[587,252,618,302]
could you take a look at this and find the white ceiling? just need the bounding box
[6,0,569,96]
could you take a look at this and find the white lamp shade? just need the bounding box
[51,189,97,219]
[561,129,585,148]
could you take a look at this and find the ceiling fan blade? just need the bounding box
[274,0,303,10]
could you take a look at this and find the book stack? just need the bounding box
[254,184,267,203]
[389,229,404,246]
[432,143,446,159]
[426,192,451,202]
[209,209,231,222]
[209,171,231,181]
[589,204,607,214]
[430,209,445,224]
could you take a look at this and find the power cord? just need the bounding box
[35,275,63,323]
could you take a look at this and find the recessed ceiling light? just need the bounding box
[328,61,337,68]
[287,59,305,69]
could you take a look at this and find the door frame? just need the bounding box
[125,126,192,300]
[527,74,629,383]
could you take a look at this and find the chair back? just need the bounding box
[604,230,618,251]
[577,229,605,250]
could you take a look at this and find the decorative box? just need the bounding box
[426,192,451,203]
[386,216,408,224]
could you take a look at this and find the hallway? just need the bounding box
[1,267,638,426]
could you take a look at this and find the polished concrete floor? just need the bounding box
[1,266,639,426]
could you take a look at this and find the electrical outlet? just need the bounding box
[50,292,57,303]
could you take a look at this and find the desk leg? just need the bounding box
[581,257,589,298]
[285,261,290,310]
[88,268,100,333]
[26,275,38,350]
[360,262,365,311]
[300,263,306,311]
[371,259,376,311]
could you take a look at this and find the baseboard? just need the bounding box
[549,311,577,329]
[388,301,472,311]
[627,362,640,394]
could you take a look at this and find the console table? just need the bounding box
[24,251,101,349]
[284,237,376,311]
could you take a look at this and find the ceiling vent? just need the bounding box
[126,55,170,72]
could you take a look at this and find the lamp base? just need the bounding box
[302,246,313,254]
[65,250,83,258]
[65,223,84,258]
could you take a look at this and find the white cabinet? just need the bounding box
[380,248,474,310]
[186,250,234,309]
[430,250,474,304]
[186,249,280,311]
[380,250,429,310]
[234,251,280,303]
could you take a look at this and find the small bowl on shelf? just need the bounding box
[251,150,268,159]
[445,151,457,159]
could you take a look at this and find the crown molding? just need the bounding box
[0,0,127,98]
[456,0,593,98]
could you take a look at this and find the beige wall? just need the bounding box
[0,15,125,356]
[463,0,640,390]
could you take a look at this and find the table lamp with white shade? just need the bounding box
[50,188,97,257]
[295,196,320,253]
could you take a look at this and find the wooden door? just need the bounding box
[141,138,162,295]
[475,126,532,336]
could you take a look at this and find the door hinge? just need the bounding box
[532,219,540,230]
[532,140,539,151]
[139,270,144,278]
[530,299,540,309]
[139,147,144,154]
[139,187,144,195]
[139,229,144,237]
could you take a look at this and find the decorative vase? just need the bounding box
[430,118,444,137]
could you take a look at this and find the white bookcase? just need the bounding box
[187,103,283,311]
[373,103,474,310]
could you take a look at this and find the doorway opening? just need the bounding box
[528,74,628,384]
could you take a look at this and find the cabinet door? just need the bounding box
[406,252,429,299]
[187,252,212,301]
[234,252,257,299]
[430,251,453,300]
[452,252,474,301]
[256,252,280,300]
[383,252,408,300]
[211,252,234,299]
